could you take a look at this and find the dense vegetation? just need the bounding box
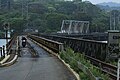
[60,48,109,80]
[0,0,119,33]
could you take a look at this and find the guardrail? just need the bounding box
[28,35,64,53]
[77,62,97,80]
[85,55,117,79]
[37,34,107,61]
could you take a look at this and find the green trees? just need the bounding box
[0,11,26,33]
[91,12,109,32]
[9,18,26,33]
[55,1,77,15]
[45,13,69,33]
[110,10,120,30]
[29,2,48,14]
[0,0,116,33]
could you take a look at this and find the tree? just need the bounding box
[91,12,109,32]
[9,18,26,33]
[29,2,48,14]
[55,1,77,15]
[45,13,69,33]
[73,0,82,3]
[0,0,111,34]
[110,10,120,30]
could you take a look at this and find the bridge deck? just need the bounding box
[0,36,76,80]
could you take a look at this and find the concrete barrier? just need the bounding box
[0,55,18,67]
[0,55,10,64]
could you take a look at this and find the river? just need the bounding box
[0,39,8,47]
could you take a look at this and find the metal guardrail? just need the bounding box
[38,34,107,61]
[28,35,64,53]
[85,55,117,80]
[77,62,97,80]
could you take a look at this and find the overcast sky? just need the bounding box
[82,0,120,4]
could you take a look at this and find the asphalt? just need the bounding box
[0,36,77,80]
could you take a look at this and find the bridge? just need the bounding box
[0,35,78,80]
[0,32,119,80]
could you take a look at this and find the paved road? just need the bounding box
[0,36,77,80]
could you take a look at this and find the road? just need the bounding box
[0,36,77,80]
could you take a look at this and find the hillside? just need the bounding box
[0,0,116,33]
[97,2,120,11]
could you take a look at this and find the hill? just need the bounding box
[97,2,120,7]
[96,2,120,11]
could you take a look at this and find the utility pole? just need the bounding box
[4,23,9,54]
[7,0,10,11]
[0,0,1,10]
[4,23,9,44]
[110,11,112,30]
[26,0,29,29]
[117,56,120,80]
[117,41,120,80]
[22,0,24,18]
[118,14,120,30]
[113,12,116,30]
[8,0,10,10]
[83,0,87,13]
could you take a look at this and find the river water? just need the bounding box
[0,39,7,47]
[0,39,10,57]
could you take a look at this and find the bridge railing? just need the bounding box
[6,35,17,55]
[31,34,119,79]
[28,35,64,53]
[38,34,108,61]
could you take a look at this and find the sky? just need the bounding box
[82,0,120,4]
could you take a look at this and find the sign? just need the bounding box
[108,31,120,55]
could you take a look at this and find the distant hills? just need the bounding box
[96,2,120,11]
[97,2,120,7]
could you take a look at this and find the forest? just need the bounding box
[0,0,120,33]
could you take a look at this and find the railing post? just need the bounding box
[3,45,5,57]
[0,47,2,57]
[18,36,21,56]
[16,36,19,55]
[59,44,64,53]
